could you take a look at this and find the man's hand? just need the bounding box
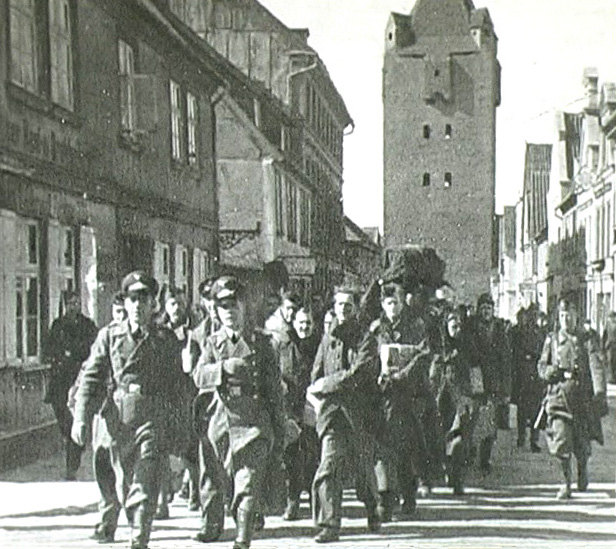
[308,377,326,396]
[181,346,194,374]
[223,357,254,383]
[71,420,88,447]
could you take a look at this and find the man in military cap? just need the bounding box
[187,276,285,549]
[537,300,606,499]
[72,271,184,549]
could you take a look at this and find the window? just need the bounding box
[8,0,75,110]
[9,0,38,93]
[274,170,284,237]
[444,172,452,188]
[170,80,183,160]
[299,188,311,247]
[423,173,431,187]
[119,40,136,131]
[16,219,40,360]
[286,178,297,243]
[154,241,170,289]
[423,124,431,139]
[49,0,74,110]
[187,92,198,165]
[192,248,210,305]
[445,124,452,139]
[175,245,189,294]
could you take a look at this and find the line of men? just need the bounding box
[43,269,608,549]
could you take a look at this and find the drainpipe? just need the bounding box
[286,51,318,106]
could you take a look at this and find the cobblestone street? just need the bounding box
[1,389,614,548]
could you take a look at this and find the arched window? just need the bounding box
[445,124,452,139]
[423,173,431,187]
[423,124,431,139]
[444,172,452,187]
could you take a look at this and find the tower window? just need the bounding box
[445,124,452,139]
[444,172,452,187]
[423,124,430,139]
[423,173,431,187]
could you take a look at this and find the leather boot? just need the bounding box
[530,429,541,453]
[130,505,152,549]
[376,491,393,523]
[556,457,572,500]
[479,438,493,475]
[233,496,256,549]
[577,459,589,492]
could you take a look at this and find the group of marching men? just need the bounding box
[42,268,609,549]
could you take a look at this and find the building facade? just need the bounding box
[171,0,353,300]
[383,0,501,302]
[0,0,228,467]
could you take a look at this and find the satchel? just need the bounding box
[114,385,153,427]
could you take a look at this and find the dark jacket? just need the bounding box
[43,313,98,404]
[310,318,380,438]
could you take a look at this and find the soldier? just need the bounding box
[465,293,512,474]
[71,271,185,549]
[510,306,546,452]
[187,276,286,549]
[310,286,381,543]
[265,290,301,334]
[370,282,433,520]
[537,300,607,499]
[43,289,98,481]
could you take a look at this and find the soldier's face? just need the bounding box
[280,299,298,324]
[111,304,126,323]
[447,316,460,338]
[124,292,155,328]
[216,298,244,331]
[382,296,403,322]
[65,296,80,316]
[294,310,313,339]
[333,292,355,325]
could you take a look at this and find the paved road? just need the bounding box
[1,390,615,548]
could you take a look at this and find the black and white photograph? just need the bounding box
[0,0,614,547]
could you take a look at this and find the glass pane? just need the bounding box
[28,224,37,264]
[16,278,23,319]
[27,317,38,357]
[16,277,23,358]
[27,277,38,316]
[64,228,74,266]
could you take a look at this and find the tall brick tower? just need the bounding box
[383,0,501,302]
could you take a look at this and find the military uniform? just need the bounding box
[191,326,286,544]
[43,311,98,478]
[73,319,184,547]
[310,318,381,536]
[537,327,605,495]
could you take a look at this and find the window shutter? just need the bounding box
[80,225,97,321]
[1,210,18,360]
[48,219,62,323]
[135,75,158,131]
[192,247,201,305]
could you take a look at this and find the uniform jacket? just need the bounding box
[537,328,604,444]
[43,313,98,403]
[192,327,286,466]
[310,318,380,438]
[74,320,185,442]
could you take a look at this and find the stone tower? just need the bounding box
[383,0,501,302]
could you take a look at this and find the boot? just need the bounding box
[577,459,589,492]
[556,457,572,500]
[130,505,152,549]
[530,429,541,453]
[479,438,493,475]
[90,522,115,543]
[282,498,300,521]
[233,496,256,549]
[376,491,393,523]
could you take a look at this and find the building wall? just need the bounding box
[0,0,223,463]
[383,0,500,302]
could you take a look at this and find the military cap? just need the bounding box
[198,277,217,299]
[211,275,242,302]
[121,270,159,296]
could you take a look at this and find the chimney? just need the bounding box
[583,67,599,114]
